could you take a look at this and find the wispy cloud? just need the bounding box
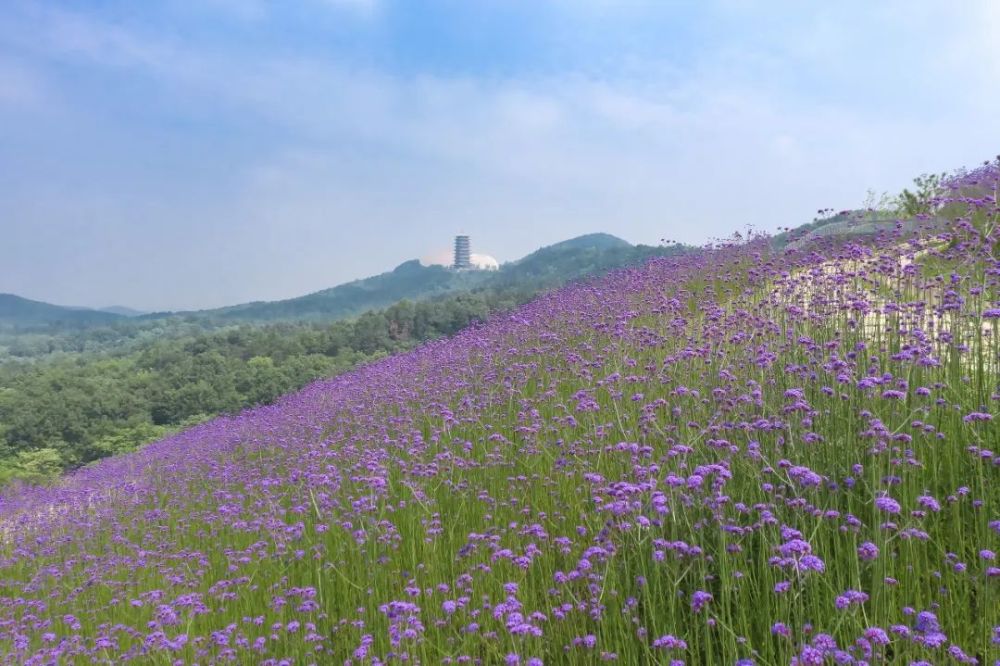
[0,1,996,309]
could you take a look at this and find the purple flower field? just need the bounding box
[1,162,998,664]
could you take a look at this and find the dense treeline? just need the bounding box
[0,287,534,483]
[0,318,218,363]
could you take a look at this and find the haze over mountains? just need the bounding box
[96,306,148,317]
[0,294,124,328]
[1,232,653,329]
[2,216,909,331]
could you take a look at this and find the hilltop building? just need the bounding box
[453,235,471,269]
[421,236,498,271]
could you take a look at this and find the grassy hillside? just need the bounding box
[0,159,996,663]
[772,211,949,251]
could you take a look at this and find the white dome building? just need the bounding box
[469,253,499,270]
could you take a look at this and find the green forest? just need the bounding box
[0,288,533,484]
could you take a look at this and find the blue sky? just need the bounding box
[1,0,997,310]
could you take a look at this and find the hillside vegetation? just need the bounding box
[0,289,526,479]
[0,234,660,335]
[0,238,686,482]
[0,159,996,663]
[196,233,637,322]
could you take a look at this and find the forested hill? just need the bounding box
[1,233,653,330]
[0,294,124,328]
[158,232,654,323]
[190,261,487,322]
[0,233,687,483]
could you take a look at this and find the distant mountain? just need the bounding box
[197,260,492,322]
[5,233,670,329]
[530,232,632,253]
[98,306,148,317]
[0,294,124,328]
[160,233,656,323]
[9,215,935,332]
[496,233,642,284]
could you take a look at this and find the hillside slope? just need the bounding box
[0,234,645,329]
[772,210,950,251]
[0,162,997,664]
[157,233,657,323]
[0,234,683,482]
[0,294,123,328]
[97,306,147,317]
[199,260,481,322]
[528,232,631,252]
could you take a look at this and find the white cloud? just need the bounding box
[2,1,998,308]
[13,6,998,212]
